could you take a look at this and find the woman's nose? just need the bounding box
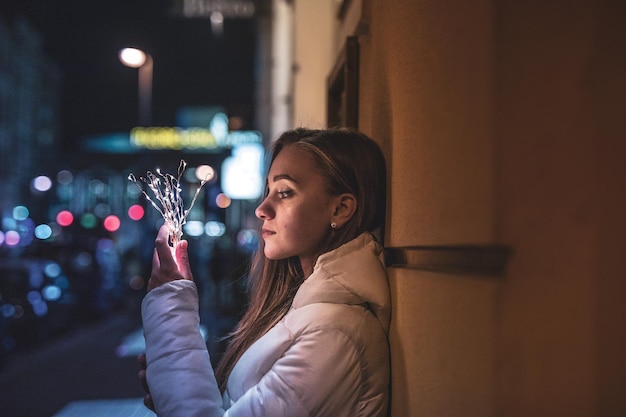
[255,199,271,220]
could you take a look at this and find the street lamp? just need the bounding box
[119,47,153,126]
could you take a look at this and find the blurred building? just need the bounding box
[0,15,62,210]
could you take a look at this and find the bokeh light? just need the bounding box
[183,220,204,237]
[128,204,145,221]
[56,210,74,227]
[35,224,53,239]
[196,164,216,182]
[32,175,52,192]
[205,221,226,237]
[43,285,62,301]
[215,193,231,209]
[80,213,98,229]
[44,262,62,278]
[103,215,121,232]
[12,205,29,220]
[57,169,74,185]
[129,275,145,290]
[5,230,20,246]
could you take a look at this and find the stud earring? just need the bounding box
[330,222,337,229]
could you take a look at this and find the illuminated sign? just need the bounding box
[82,111,262,153]
[130,127,261,150]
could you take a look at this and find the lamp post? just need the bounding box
[119,47,153,126]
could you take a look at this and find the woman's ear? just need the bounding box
[330,193,357,229]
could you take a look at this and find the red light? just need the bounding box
[103,215,121,232]
[128,204,145,221]
[56,210,74,227]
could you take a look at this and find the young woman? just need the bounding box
[140,128,391,417]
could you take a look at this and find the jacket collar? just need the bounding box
[292,232,391,333]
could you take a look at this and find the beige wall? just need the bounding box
[357,0,625,416]
[359,1,498,415]
[494,2,626,415]
[292,0,339,128]
[287,0,625,415]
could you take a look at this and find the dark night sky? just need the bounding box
[0,0,258,148]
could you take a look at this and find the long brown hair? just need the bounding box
[214,128,387,391]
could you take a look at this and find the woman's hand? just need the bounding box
[137,353,155,411]
[147,224,194,291]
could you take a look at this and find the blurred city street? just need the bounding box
[0,311,150,417]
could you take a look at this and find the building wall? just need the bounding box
[358,1,498,415]
[494,2,626,415]
[292,0,339,129]
[357,0,625,416]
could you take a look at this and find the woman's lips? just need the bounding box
[261,228,275,238]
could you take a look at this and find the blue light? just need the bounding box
[183,220,205,237]
[35,224,53,240]
[1,304,15,318]
[32,299,48,317]
[44,262,62,278]
[12,206,29,220]
[43,285,62,301]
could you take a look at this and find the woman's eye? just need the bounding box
[277,190,292,199]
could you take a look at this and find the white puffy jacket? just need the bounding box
[142,232,391,417]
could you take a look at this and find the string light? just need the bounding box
[128,160,207,246]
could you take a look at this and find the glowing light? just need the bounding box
[210,11,224,36]
[35,224,53,239]
[183,220,205,237]
[129,160,208,246]
[74,252,93,268]
[89,179,107,196]
[56,210,74,227]
[12,206,29,220]
[103,215,121,232]
[215,193,231,209]
[237,229,258,246]
[205,221,226,237]
[80,213,98,229]
[32,175,52,192]
[57,170,73,185]
[119,47,147,68]
[5,230,20,246]
[1,304,15,318]
[54,276,69,290]
[130,125,261,150]
[196,165,216,182]
[43,285,62,301]
[44,262,62,278]
[97,238,115,252]
[129,275,145,290]
[32,299,48,316]
[221,143,264,200]
[27,291,42,304]
[128,204,145,221]
[0,231,4,245]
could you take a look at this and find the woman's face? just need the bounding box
[255,145,337,274]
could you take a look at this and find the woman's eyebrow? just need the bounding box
[271,173,299,183]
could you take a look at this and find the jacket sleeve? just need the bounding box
[142,280,225,417]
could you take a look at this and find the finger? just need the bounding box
[151,247,160,270]
[138,369,150,393]
[137,353,146,368]
[175,240,193,280]
[154,225,178,271]
[144,393,155,411]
